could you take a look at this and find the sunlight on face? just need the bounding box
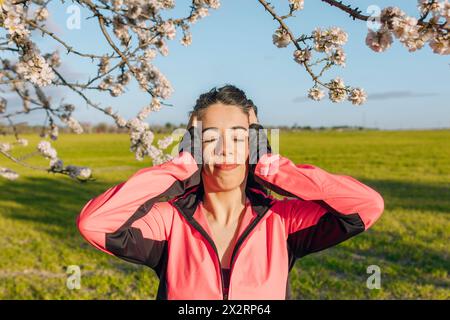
[199,103,250,192]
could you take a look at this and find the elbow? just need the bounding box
[75,198,113,255]
[76,198,98,244]
[363,190,385,230]
[372,190,385,218]
[76,210,92,242]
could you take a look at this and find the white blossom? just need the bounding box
[112,0,124,10]
[327,77,347,103]
[391,16,418,40]
[157,20,176,40]
[110,83,124,97]
[330,47,346,66]
[152,153,173,165]
[198,7,210,17]
[0,142,12,153]
[35,7,49,21]
[141,130,155,146]
[113,15,131,46]
[0,98,6,113]
[429,35,450,54]
[289,0,304,11]
[348,88,367,105]
[127,5,142,20]
[128,117,149,133]
[50,158,64,171]
[113,114,127,128]
[181,32,193,46]
[17,138,28,146]
[365,28,393,52]
[3,7,30,39]
[418,0,441,15]
[98,56,110,74]
[440,1,450,19]
[99,75,114,90]
[16,53,55,86]
[143,48,157,60]
[137,106,152,121]
[151,98,162,112]
[147,145,163,161]
[37,140,57,159]
[60,115,83,134]
[272,27,291,48]
[313,27,348,53]
[308,87,325,101]
[66,165,92,180]
[157,136,174,149]
[45,51,61,68]
[0,167,19,180]
[293,49,311,64]
[194,0,221,9]
[78,167,92,179]
[189,7,208,24]
[50,123,59,140]
[117,71,131,85]
[137,100,160,121]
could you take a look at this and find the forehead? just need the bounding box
[201,103,248,129]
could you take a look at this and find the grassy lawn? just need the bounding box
[0,130,449,299]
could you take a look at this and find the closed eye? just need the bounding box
[203,138,245,143]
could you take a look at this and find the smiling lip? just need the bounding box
[214,163,239,171]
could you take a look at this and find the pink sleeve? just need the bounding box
[254,153,384,258]
[76,151,201,266]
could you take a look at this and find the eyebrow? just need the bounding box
[202,126,248,133]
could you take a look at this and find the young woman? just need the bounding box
[77,85,384,300]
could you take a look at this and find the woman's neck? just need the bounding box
[202,184,247,226]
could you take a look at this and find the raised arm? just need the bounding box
[76,125,202,267]
[249,123,384,258]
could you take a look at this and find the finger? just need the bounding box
[191,115,198,127]
[248,108,258,125]
[188,114,197,128]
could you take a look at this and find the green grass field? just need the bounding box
[0,130,449,299]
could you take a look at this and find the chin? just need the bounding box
[213,181,242,192]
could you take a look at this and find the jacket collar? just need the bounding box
[170,183,274,220]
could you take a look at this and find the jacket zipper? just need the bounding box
[187,217,227,300]
[173,197,270,300]
[227,212,267,296]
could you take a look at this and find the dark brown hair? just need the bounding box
[189,84,258,120]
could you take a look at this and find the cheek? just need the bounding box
[202,143,216,164]
[235,141,248,164]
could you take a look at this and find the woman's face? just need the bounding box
[199,103,250,192]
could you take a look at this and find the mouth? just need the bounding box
[213,163,239,171]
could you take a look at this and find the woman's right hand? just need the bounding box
[187,114,198,129]
[179,114,203,165]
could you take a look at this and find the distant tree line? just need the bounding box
[0,121,375,136]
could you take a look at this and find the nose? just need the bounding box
[214,133,234,159]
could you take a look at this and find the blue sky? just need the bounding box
[4,0,450,129]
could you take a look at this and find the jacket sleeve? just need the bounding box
[76,127,202,268]
[253,153,384,259]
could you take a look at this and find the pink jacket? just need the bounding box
[76,150,384,300]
